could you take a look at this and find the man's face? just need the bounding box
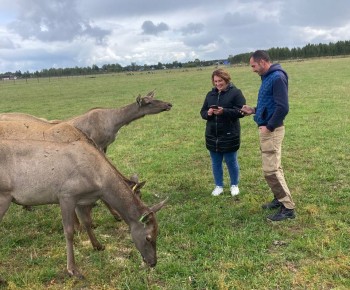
[249,58,266,76]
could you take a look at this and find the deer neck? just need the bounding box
[107,180,147,225]
[102,161,148,225]
[109,103,146,130]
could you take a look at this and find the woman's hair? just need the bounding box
[211,69,231,85]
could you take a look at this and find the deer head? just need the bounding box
[135,91,172,113]
[130,198,167,267]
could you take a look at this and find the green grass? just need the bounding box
[1,57,350,289]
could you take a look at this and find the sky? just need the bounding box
[1,0,350,73]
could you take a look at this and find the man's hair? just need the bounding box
[250,50,271,62]
[211,69,231,85]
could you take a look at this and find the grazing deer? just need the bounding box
[0,139,166,278]
[0,120,146,225]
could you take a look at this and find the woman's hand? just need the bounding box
[208,108,214,116]
[209,107,223,115]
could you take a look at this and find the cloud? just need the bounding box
[141,21,169,35]
[1,0,350,73]
[179,23,205,35]
[8,0,110,43]
[0,37,16,49]
[280,0,350,27]
[78,0,226,18]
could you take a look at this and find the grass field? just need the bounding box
[0,57,349,289]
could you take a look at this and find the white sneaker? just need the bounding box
[211,186,224,196]
[230,185,240,196]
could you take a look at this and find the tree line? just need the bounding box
[1,40,349,79]
[228,40,350,64]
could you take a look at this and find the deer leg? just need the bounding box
[102,201,122,221]
[0,194,13,221]
[59,198,84,279]
[75,205,105,251]
[22,205,34,211]
[73,210,83,232]
[0,195,13,286]
[0,277,7,287]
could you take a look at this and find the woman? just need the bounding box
[200,69,246,196]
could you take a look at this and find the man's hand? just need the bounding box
[240,105,255,116]
[259,126,271,133]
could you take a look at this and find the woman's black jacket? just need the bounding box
[200,83,246,152]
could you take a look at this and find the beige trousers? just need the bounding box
[259,126,295,209]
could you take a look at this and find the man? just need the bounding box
[241,50,295,221]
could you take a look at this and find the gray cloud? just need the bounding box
[1,0,350,72]
[141,21,169,35]
[222,12,256,27]
[280,0,350,27]
[8,0,110,43]
[179,23,205,35]
[0,37,16,49]
[78,0,233,18]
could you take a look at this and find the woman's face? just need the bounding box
[213,75,228,92]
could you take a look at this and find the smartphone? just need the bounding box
[210,105,219,109]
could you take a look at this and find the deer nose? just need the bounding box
[143,257,157,267]
[149,261,157,267]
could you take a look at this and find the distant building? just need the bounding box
[2,75,17,80]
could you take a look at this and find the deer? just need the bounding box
[0,139,167,279]
[0,91,170,216]
[0,120,146,226]
[0,90,173,153]
[65,90,172,152]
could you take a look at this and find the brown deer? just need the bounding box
[0,90,172,153]
[65,90,172,152]
[0,120,146,223]
[0,139,167,279]
[0,89,170,198]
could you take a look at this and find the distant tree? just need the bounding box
[14,70,22,78]
[2,40,350,78]
[91,64,99,72]
[172,60,182,68]
[23,71,31,79]
[194,58,201,66]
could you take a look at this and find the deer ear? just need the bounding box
[150,198,168,213]
[143,96,152,104]
[129,174,139,183]
[139,212,152,224]
[147,90,156,98]
[136,95,142,106]
[138,181,146,189]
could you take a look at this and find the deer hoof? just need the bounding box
[94,244,105,251]
[23,205,34,211]
[113,215,122,222]
[0,278,8,287]
[67,268,85,279]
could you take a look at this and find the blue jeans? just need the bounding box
[209,150,239,187]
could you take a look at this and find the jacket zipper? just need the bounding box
[215,93,220,151]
